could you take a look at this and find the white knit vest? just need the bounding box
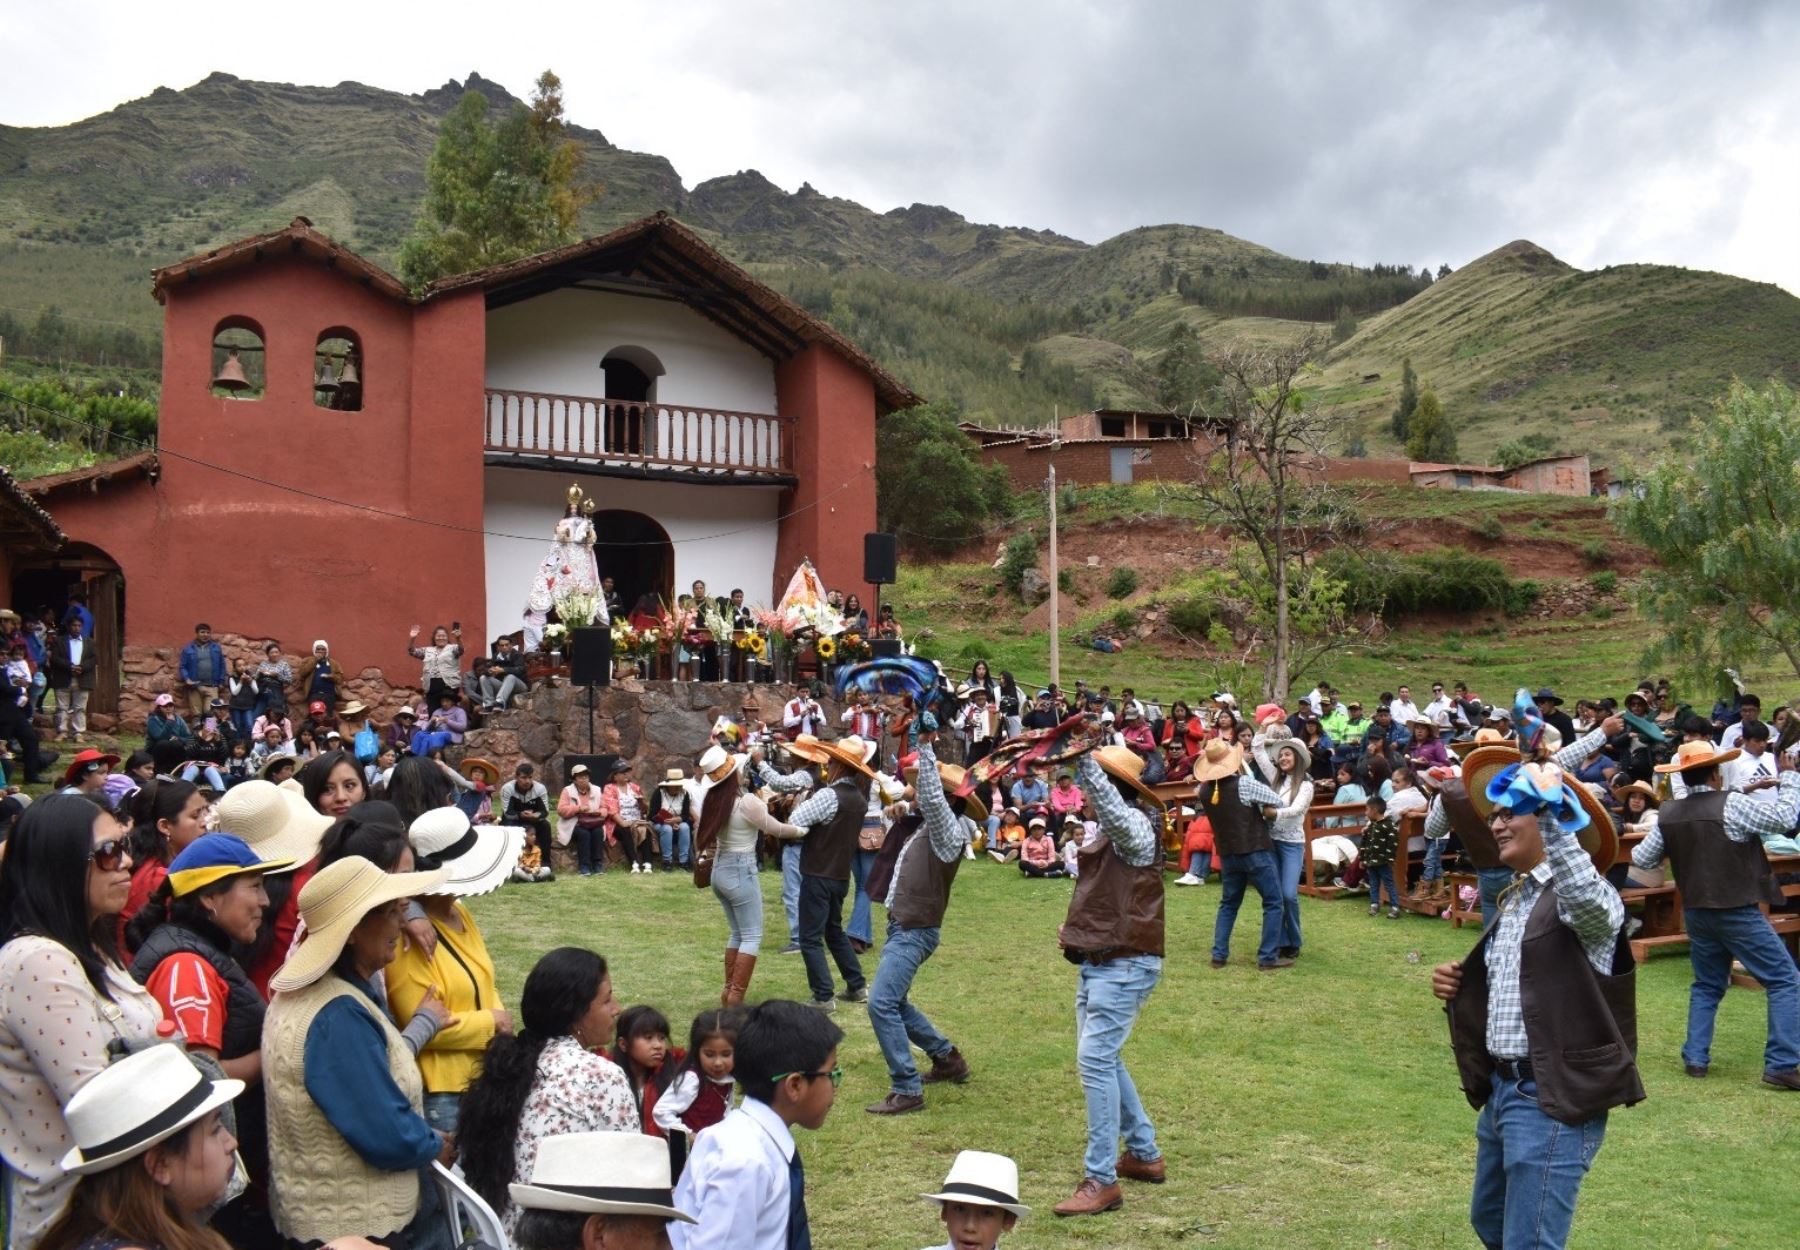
[263,974,425,1242]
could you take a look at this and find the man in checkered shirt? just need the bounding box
[1432,761,1641,1250]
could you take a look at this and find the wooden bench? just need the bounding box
[1628,853,1800,965]
[1301,803,1369,899]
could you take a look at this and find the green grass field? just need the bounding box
[468,863,1793,1249]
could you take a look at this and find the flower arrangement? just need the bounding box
[815,636,837,661]
[541,623,568,651]
[746,633,768,658]
[700,599,734,639]
[836,632,869,661]
[554,588,605,629]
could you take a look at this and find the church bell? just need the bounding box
[212,348,251,392]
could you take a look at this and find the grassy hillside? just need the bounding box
[4,74,1798,453]
[1317,240,1800,466]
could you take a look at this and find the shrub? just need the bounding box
[1105,567,1139,599]
[1591,570,1618,594]
[1473,514,1503,541]
[997,532,1039,598]
[1321,548,1530,617]
[1111,606,1136,633]
[1582,538,1610,566]
[1167,597,1217,636]
[1057,567,1075,593]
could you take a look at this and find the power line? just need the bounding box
[0,384,874,548]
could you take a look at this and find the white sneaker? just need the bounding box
[1174,873,1202,886]
[632,863,644,874]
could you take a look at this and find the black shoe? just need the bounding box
[1209,958,1227,969]
[1685,1064,1708,1078]
[1762,1067,1800,1090]
[1258,957,1297,971]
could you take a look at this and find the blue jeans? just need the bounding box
[1681,904,1800,1073]
[656,820,691,866]
[422,1091,461,1134]
[798,874,864,1002]
[1212,850,1282,965]
[1272,839,1304,952]
[229,708,254,739]
[711,851,763,955]
[781,842,803,945]
[869,920,951,1095]
[411,728,456,755]
[180,764,225,790]
[1478,867,1514,928]
[1075,954,1162,1184]
[1184,849,1211,879]
[1367,863,1398,908]
[1471,1071,1606,1249]
[848,849,878,946]
[1424,836,1448,880]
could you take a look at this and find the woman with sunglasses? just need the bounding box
[0,794,164,1250]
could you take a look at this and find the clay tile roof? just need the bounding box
[0,462,64,548]
[422,213,922,415]
[20,451,160,497]
[151,217,410,305]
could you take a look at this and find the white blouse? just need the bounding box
[502,1036,641,1237]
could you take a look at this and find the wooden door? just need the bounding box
[88,571,123,715]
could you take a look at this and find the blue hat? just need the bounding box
[167,833,295,897]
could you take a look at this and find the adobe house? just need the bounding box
[24,214,916,722]
[964,409,1235,490]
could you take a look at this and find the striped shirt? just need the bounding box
[1485,815,1623,1059]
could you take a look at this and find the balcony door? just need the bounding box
[602,353,655,457]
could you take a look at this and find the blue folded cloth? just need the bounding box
[1485,761,1590,830]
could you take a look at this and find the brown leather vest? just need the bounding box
[889,825,964,930]
[1446,887,1644,1124]
[1058,835,1165,959]
[1198,775,1273,856]
[1657,790,1782,908]
[1438,779,1503,869]
[800,777,868,881]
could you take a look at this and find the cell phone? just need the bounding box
[453,620,461,632]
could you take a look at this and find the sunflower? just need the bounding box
[747,633,767,657]
[816,637,837,660]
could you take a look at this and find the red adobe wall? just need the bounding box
[774,344,878,604]
[977,437,1219,491]
[44,258,490,721]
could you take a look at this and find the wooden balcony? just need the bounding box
[483,389,795,480]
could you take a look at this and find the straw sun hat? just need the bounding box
[1091,744,1164,807]
[216,780,334,866]
[1459,745,1616,872]
[269,856,448,993]
[786,733,877,780]
[900,759,989,823]
[60,1044,242,1175]
[407,807,523,898]
[510,1131,695,1224]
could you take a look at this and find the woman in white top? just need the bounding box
[405,623,464,706]
[0,795,164,1250]
[693,745,803,1008]
[1252,729,1315,961]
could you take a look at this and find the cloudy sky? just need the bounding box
[5,0,1796,293]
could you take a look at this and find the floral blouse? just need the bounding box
[501,1035,641,1236]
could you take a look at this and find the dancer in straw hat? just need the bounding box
[1050,741,1171,1217]
[781,735,879,1011]
[1637,738,1800,1090]
[862,728,982,1116]
[1192,739,1286,970]
[692,744,805,1006]
[1432,759,1639,1250]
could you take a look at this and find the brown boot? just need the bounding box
[723,952,756,1007]
[921,1047,971,1085]
[1053,1178,1123,1217]
[721,949,739,1007]
[1116,1152,1166,1184]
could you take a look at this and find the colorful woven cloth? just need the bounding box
[832,655,941,701]
[968,713,1109,787]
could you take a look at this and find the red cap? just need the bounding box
[309,700,327,715]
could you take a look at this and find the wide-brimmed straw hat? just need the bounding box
[408,807,523,898]
[216,780,333,866]
[1450,727,1516,759]
[786,733,876,780]
[1612,778,1661,808]
[1268,736,1312,777]
[661,768,687,789]
[696,744,743,782]
[920,1149,1030,1219]
[1653,739,1741,775]
[257,752,299,780]
[1092,745,1163,807]
[1459,745,1523,818]
[458,757,499,785]
[510,1131,695,1223]
[1192,739,1243,784]
[270,856,448,992]
[902,760,989,823]
[339,700,367,718]
[1463,750,1615,870]
[59,1044,243,1175]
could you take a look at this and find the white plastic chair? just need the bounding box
[433,1160,510,1250]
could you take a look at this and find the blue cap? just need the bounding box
[168,833,295,897]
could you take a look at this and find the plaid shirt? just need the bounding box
[1075,755,1159,866]
[756,760,816,795]
[1484,815,1624,1059]
[1632,773,1800,869]
[886,741,972,908]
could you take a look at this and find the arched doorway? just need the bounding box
[601,346,664,457]
[10,542,126,715]
[591,510,673,620]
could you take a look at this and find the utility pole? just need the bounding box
[1047,462,1060,690]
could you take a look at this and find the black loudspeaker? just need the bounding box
[870,638,904,659]
[562,753,618,790]
[568,626,613,687]
[863,532,898,584]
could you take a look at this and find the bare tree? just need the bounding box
[1163,334,1376,701]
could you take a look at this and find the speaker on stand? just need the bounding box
[863,531,899,643]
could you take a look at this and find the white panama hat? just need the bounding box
[59,1043,243,1175]
[920,1149,1030,1219]
[509,1131,696,1224]
[408,806,523,898]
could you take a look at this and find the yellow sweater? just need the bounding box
[386,900,503,1094]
